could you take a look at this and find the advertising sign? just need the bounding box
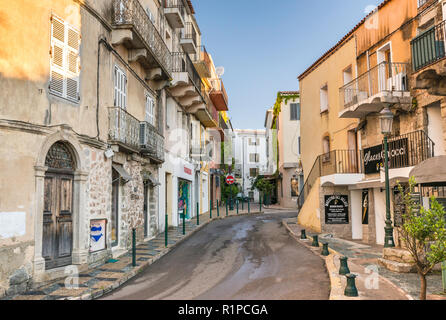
[325,195,349,224]
[362,138,409,174]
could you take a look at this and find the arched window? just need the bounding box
[45,142,75,170]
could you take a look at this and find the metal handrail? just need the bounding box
[181,22,197,47]
[172,52,202,95]
[108,107,140,150]
[411,19,446,72]
[113,0,172,76]
[140,120,165,162]
[339,62,409,109]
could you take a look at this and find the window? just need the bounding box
[145,94,155,125]
[249,138,259,146]
[320,84,328,112]
[50,16,80,102]
[114,66,127,109]
[322,136,330,161]
[290,103,300,120]
[249,153,259,163]
[250,168,259,177]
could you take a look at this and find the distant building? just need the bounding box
[232,129,268,201]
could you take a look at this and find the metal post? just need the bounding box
[182,211,185,235]
[242,198,244,211]
[236,199,239,214]
[384,135,395,248]
[226,200,228,216]
[165,214,168,247]
[217,199,220,217]
[259,193,262,212]
[248,199,250,213]
[132,228,136,267]
[197,202,199,225]
[210,199,212,219]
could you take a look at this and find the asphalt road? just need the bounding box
[101,211,330,300]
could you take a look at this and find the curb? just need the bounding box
[60,210,263,301]
[282,221,414,300]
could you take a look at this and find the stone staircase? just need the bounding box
[378,248,417,273]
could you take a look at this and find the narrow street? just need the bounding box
[101,211,330,300]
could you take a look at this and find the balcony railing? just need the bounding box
[113,0,172,76]
[163,0,185,18]
[108,107,140,150]
[386,130,435,169]
[210,78,229,111]
[172,52,202,95]
[411,20,446,72]
[181,22,198,47]
[140,121,165,163]
[417,0,429,8]
[339,62,409,109]
[297,150,361,208]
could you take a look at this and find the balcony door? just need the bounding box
[377,44,392,92]
[427,103,445,156]
[114,65,127,142]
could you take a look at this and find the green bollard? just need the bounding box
[344,274,359,297]
[226,200,228,216]
[217,199,220,217]
[311,235,319,247]
[197,202,199,225]
[339,256,350,275]
[182,212,185,235]
[259,195,262,212]
[442,261,446,293]
[210,199,212,219]
[242,198,244,211]
[248,199,250,213]
[236,199,239,214]
[165,214,168,247]
[301,229,307,239]
[321,242,329,256]
[132,228,136,267]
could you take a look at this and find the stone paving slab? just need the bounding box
[283,219,445,300]
[5,207,261,300]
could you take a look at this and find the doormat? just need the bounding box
[107,259,119,263]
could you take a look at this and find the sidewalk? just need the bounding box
[4,205,261,301]
[283,219,446,300]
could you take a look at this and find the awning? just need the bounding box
[112,164,132,183]
[409,156,446,185]
[142,171,161,186]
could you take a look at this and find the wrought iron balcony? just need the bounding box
[163,0,185,29]
[108,107,141,151]
[210,78,229,111]
[113,0,172,78]
[172,52,202,95]
[140,121,165,163]
[411,20,446,72]
[339,62,410,118]
[180,22,198,54]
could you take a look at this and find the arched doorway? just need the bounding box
[42,142,75,269]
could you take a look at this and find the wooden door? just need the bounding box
[43,172,73,269]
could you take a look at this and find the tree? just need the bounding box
[397,177,446,300]
[252,177,274,205]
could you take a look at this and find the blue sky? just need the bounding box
[194,0,382,129]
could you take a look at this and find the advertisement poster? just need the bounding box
[90,219,106,252]
[362,190,369,225]
[325,195,349,224]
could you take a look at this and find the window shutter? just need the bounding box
[114,66,127,109]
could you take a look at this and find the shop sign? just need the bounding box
[325,195,349,224]
[184,166,192,175]
[363,138,408,174]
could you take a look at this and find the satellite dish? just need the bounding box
[216,66,225,77]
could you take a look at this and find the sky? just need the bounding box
[193,0,382,129]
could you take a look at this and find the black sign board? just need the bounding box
[363,138,409,174]
[325,195,349,224]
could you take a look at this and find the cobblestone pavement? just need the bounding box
[3,204,262,301]
[284,219,445,300]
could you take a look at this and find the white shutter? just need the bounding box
[114,66,127,109]
[50,16,80,102]
[145,95,155,125]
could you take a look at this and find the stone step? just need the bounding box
[378,257,417,273]
[382,248,415,264]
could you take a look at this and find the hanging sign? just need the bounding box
[325,195,349,224]
[363,138,409,174]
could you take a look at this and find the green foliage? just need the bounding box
[221,181,240,202]
[397,177,446,299]
[272,92,299,128]
[252,177,274,195]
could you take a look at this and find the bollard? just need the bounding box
[182,212,185,235]
[132,228,136,267]
[301,229,307,239]
[321,242,329,256]
[197,202,199,226]
[248,199,250,213]
[217,199,220,217]
[226,200,228,216]
[339,256,350,275]
[236,199,239,214]
[442,261,446,293]
[344,274,359,297]
[242,198,244,211]
[210,199,212,219]
[259,195,262,212]
[311,235,319,247]
[165,214,168,247]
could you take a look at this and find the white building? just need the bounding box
[232,129,268,201]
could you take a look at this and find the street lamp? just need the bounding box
[380,107,395,248]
